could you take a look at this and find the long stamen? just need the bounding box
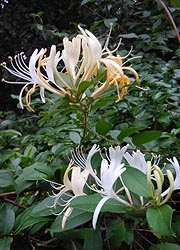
[14,54,29,74]
[9,55,31,79]
[122,55,142,66]
[71,146,86,169]
[1,61,31,81]
[103,23,113,50]
[2,78,30,84]
[103,38,122,56]
[19,52,29,70]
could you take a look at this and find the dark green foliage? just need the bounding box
[0,0,180,249]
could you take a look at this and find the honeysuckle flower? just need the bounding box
[49,161,89,229]
[71,144,129,182]
[71,144,131,228]
[124,150,148,174]
[76,26,102,82]
[1,46,66,110]
[92,156,131,229]
[62,36,81,85]
[161,157,180,197]
[71,144,101,182]
[1,25,140,109]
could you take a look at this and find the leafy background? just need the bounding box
[0,0,180,249]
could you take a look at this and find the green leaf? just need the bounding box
[31,196,62,217]
[108,220,134,247]
[17,162,52,181]
[69,131,81,144]
[0,170,15,190]
[146,205,174,237]
[15,206,52,234]
[81,0,95,5]
[92,96,115,110]
[122,167,151,198]
[0,129,22,136]
[120,33,138,39]
[77,80,93,95]
[132,130,162,146]
[50,209,92,235]
[104,18,118,27]
[0,204,15,234]
[0,237,13,250]
[71,193,128,213]
[117,126,146,140]
[0,150,15,164]
[23,144,37,158]
[15,176,34,195]
[108,220,126,247]
[15,162,53,193]
[80,229,103,250]
[171,0,180,7]
[96,119,112,136]
[172,215,180,238]
[150,242,180,250]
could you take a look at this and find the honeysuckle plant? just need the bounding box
[50,144,180,233]
[1,25,140,142]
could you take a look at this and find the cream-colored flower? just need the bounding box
[2,25,140,109]
[62,36,81,87]
[161,157,180,197]
[1,46,66,111]
[71,144,131,228]
[50,161,89,229]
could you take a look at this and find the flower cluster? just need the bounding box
[1,26,139,111]
[50,144,180,229]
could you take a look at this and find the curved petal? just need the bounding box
[71,167,89,195]
[62,206,73,229]
[168,157,180,190]
[109,144,129,166]
[92,196,110,229]
[62,36,81,82]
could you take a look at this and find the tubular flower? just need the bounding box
[92,49,140,102]
[71,144,101,182]
[161,157,180,197]
[49,161,89,229]
[124,150,148,174]
[92,152,131,229]
[1,25,140,109]
[71,144,131,228]
[1,47,66,110]
[62,36,81,86]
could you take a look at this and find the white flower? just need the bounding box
[1,46,66,110]
[71,144,131,228]
[62,36,81,85]
[71,144,100,181]
[50,161,89,229]
[161,157,180,197]
[77,26,102,82]
[92,156,131,229]
[124,150,147,174]
[109,144,129,166]
[2,25,140,108]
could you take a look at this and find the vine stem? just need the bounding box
[2,198,26,209]
[80,103,91,144]
[158,0,180,43]
[0,191,16,197]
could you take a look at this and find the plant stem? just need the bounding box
[80,103,91,144]
[158,0,180,43]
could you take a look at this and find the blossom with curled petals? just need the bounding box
[49,161,89,229]
[1,25,140,109]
